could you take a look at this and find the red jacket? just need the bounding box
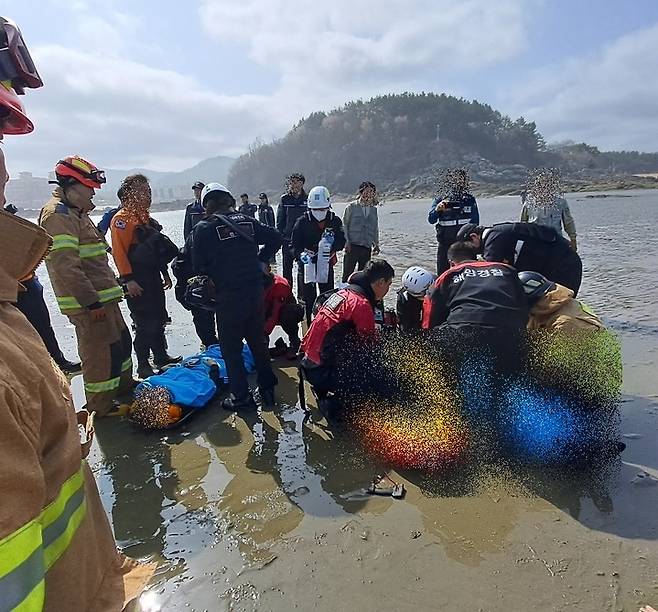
[301,283,375,366]
[264,274,294,334]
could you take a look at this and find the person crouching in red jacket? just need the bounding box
[300,259,395,420]
[264,269,304,359]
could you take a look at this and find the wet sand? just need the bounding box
[46,193,658,611]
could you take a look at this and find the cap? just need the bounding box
[259,192,268,199]
[455,223,478,242]
[192,181,205,190]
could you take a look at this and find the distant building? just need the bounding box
[5,172,52,210]
[152,185,190,203]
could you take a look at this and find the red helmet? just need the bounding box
[54,156,106,189]
[0,81,33,134]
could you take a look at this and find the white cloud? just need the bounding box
[505,22,658,152]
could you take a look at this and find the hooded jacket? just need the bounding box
[528,284,603,333]
[39,188,123,315]
[0,211,153,612]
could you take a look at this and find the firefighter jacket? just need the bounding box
[39,189,123,315]
[528,283,603,333]
[0,210,153,611]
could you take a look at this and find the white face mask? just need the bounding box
[311,209,328,221]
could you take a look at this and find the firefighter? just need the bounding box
[110,174,180,378]
[39,156,134,416]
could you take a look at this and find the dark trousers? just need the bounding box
[191,307,219,347]
[342,244,372,282]
[16,276,66,364]
[436,240,454,275]
[216,289,278,400]
[302,266,334,324]
[301,362,337,399]
[549,250,583,298]
[282,244,303,300]
[126,273,168,364]
[278,302,304,349]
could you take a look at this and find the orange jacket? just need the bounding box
[109,208,142,279]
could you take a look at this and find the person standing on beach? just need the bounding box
[111,174,181,379]
[39,156,135,416]
[342,181,380,282]
[183,180,205,239]
[521,169,577,252]
[239,193,258,217]
[277,172,308,296]
[257,192,276,227]
[428,168,479,275]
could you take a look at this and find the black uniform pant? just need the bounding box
[302,266,334,325]
[281,244,303,299]
[191,307,220,347]
[126,272,168,364]
[277,302,304,349]
[301,362,337,399]
[342,244,372,282]
[15,276,67,365]
[548,249,583,298]
[216,289,277,401]
[436,227,460,275]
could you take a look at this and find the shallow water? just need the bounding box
[36,192,658,611]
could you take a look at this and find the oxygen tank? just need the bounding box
[316,229,334,284]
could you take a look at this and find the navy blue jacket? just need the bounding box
[183,200,205,239]
[276,191,308,242]
[238,202,258,218]
[258,204,276,228]
[97,206,120,237]
[192,211,282,296]
[428,193,479,241]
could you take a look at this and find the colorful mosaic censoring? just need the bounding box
[526,167,562,208]
[336,328,622,471]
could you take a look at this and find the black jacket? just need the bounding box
[192,211,282,296]
[276,191,307,242]
[183,200,205,239]
[291,211,346,261]
[258,204,276,228]
[423,261,528,330]
[238,202,258,218]
[428,193,479,241]
[396,289,423,332]
[482,222,573,272]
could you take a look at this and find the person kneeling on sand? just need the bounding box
[518,271,603,333]
[396,266,436,332]
[300,259,395,420]
[264,266,305,359]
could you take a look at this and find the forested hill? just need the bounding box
[228,93,658,196]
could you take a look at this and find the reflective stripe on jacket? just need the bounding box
[39,192,122,315]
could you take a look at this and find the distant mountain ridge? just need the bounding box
[104,155,234,201]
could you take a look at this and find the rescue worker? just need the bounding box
[239,193,258,217]
[342,180,380,282]
[110,174,180,379]
[396,266,435,332]
[521,169,577,251]
[456,221,583,297]
[0,208,154,612]
[172,231,220,348]
[264,267,304,359]
[300,258,395,420]
[422,241,528,332]
[258,192,276,227]
[39,156,134,416]
[183,180,205,239]
[518,271,603,333]
[276,172,307,295]
[292,185,346,324]
[0,21,153,605]
[428,168,479,275]
[192,182,282,411]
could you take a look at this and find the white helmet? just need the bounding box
[402,266,435,297]
[307,185,331,209]
[201,182,232,206]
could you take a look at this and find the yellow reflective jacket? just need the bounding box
[38,189,123,315]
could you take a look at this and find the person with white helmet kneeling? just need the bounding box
[397,266,436,332]
[291,186,346,324]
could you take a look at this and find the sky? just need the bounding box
[3,0,658,175]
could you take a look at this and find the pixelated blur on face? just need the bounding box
[361,186,376,203]
[133,181,151,203]
[290,178,303,194]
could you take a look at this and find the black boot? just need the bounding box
[56,358,82,374]
[137,362,155,380]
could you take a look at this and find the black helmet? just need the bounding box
[184,275,216,311]
[518,271,556,304]
[455,223,480,242]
